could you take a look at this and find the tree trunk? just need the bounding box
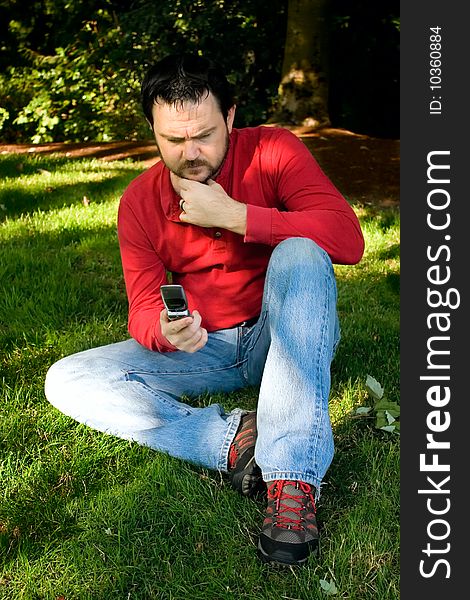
[273,0,330,127]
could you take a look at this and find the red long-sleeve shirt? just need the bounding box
[118,126,364,352]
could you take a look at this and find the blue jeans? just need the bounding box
[45,238,340,494]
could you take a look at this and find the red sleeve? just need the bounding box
[244,129,364,265]
[117,191,177,352]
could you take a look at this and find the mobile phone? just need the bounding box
[160,284,190,320]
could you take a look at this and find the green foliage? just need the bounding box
[0,0,400,143]
[355,375,400,434]
[0,0,286,143]
[0,107,8,130]
[1,6,147,142]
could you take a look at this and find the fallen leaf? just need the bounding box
[366,375,384,400]
[320,578,338,595]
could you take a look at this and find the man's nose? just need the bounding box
[183,141,200,161]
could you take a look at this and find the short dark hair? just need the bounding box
[141,54,235,126]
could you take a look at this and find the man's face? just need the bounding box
[151,93,236,183]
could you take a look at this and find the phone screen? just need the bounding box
[160,285,189,319]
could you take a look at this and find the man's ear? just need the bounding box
[227,105,236,133]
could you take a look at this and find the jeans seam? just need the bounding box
[236,325,253,385]
[239,307,269,385]
[244,310,268,354]
[309,267,330,472]
[124,362,240,377]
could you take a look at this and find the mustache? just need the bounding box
[181,159,210,169]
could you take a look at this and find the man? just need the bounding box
[45,54,364,566]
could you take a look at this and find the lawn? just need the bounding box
[0,153,400,600]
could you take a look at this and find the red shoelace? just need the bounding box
[267,481,316,530]
[228,416,256,470]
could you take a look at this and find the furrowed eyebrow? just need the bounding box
[161,127,217,142]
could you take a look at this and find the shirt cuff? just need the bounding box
[244,204,273,245]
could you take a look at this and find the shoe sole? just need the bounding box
[257,537,319,567]
[229,454,266,498]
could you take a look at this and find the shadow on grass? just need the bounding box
[0,141,158,163]
[0,154,145,221]
[0,153,74,178]
[0,152,145,180]
[0,221,128,356]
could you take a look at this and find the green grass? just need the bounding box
[0,153,399,599]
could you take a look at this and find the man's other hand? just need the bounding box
[178,179,247,235]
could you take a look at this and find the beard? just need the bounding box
[161,129,230,183]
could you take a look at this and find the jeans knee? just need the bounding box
[270,237,333,278]
[45,352,95,412]
[45,356,73,407]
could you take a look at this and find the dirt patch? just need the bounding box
[298,128,399,208]
[0,127,399,208]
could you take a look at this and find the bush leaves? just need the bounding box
[355,375,400,434]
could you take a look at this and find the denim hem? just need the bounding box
[217,408,245,472]
[261,471,323,498]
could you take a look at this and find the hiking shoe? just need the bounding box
[257,480,319,566]
[228,411,265,498]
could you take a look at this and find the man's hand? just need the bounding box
[178,179,247,235]
[160,308,208,353]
